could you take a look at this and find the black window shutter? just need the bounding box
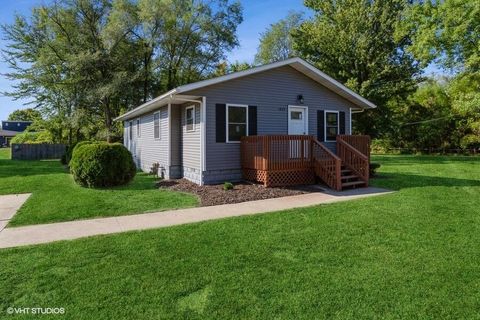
[339,111,346,135]
[248,106,257,136]
[317,110,325,141]
[216,104,226,143]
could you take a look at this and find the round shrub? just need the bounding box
[71,141,98,159]
[70,142,136,188]
[62,141,98,165]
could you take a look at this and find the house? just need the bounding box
[0,121,32,147]
[115,57,376,190]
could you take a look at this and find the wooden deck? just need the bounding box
[241,135,370,190]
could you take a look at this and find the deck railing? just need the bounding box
[337,137,369,185]
[312,138,342,191]
[337,135,371,160]
[241,135,312,171]
[241,134,370,189]
[241,135,314,187]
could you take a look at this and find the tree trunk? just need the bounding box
[104,98,112,143]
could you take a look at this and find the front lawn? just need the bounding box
[0,147,10,159]
[1,155,479,319]
[0,148,198,226]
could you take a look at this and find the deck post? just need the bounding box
[263,136,269,171]
[335,159,342,191]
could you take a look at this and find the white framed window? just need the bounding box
[129,121,133,140]
[136,118,141,137]
[325,110,339,142]
[185,106,195,132]
[153,112,160,139]
[226,104,248,143]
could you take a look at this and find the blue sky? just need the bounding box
[0,0,439,121]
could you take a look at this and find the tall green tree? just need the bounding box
[293,0,422,137]
[108,0,243,92]
[7,108,42,122]
[255,11,303,64]
[2,0,242,143]
[391,78,458,150]
[406,0,480,72]
[406,0,480,149]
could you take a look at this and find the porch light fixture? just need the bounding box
[297,94,304,104]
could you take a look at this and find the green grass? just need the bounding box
[0,148,10,159]
[0,155,479,319]
[0,148,198,226]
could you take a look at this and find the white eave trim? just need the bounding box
[114,89,177,122]
[115,57,376,122]
[288,59,377,109]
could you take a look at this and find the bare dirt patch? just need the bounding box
[157,179,321,207]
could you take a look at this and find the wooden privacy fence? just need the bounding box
[11,143,67,160]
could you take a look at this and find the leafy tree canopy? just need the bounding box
[7,108,42,122]
[255,11,303,65]
[406,0,480,72]
[293,0,422,137]
[2,0,242,143]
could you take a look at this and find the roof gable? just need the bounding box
[115,57,376,121]
[176,58,376,109]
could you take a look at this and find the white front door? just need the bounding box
[288,106,307,135]
[288,106,308,158]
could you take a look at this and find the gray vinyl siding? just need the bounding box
[180,103,202,183]
[184,65,354,178]
[170,105,182,178]
[124,106,169,177]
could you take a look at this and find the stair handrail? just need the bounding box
[336,137,369,184]
[312,138,342,161]
[337,135,371,160]
[311,138,342,191]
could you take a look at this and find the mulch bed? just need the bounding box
[157,179,322,207]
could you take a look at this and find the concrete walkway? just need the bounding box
[0,194,31,232]
[0,187,392,249]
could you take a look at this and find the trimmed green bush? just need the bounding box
[61,141,99,165]
[223,182,234,191]
[70,142,136,188]
[71,141,98,159]
[61,144,75,165]
[61,141,98,165]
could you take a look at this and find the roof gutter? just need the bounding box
[114,89,177,122]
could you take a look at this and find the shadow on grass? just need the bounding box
[371,172,480,190]
[0,158,161,192]
[372,154,480,166]
[0,159,66,178]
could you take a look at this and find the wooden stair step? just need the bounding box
[342,180,366,187]
[341,175,358,180]
[341,169,352,174]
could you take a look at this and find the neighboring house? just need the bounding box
[0,121,32,147]
[115,57,376,189]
